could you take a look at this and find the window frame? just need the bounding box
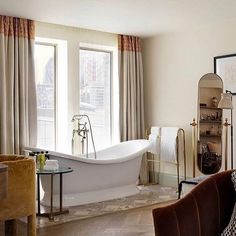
[79,47,113,147]
[35,41,58,151]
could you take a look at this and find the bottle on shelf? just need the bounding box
[38,151,46,170]
[210,125,215,135]
[212,97,218,107]
[45,151,50,160]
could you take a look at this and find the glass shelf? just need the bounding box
[200,120,222,124]
[200,106,222,110]
[200,134,221,138]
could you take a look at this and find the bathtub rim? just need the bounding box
[24,139,151,165]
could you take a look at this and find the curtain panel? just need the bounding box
[118,35,147,184]
[0,16,37,154]
[118,35,145,141]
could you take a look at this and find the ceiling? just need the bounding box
[1,0,236,37]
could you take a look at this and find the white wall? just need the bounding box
[142,19,236,177]
[35,21,118,152]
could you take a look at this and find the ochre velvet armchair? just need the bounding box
[0,155,36,236]
[153,170,235,236]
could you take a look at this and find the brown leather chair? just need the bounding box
[0,155,36,236]
[153,170,235,236]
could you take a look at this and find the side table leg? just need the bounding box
[37,174,41,214]
[49,174,54,221]
[60,173,62,212]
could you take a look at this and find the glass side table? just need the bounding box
[36,166,73,221]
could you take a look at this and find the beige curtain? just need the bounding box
[0,16,37,154]
[118,35,147,184]
[118,35,145,141]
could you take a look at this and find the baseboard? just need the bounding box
[158,172,185,188]
[144,171,187,187]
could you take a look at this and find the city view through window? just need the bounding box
[80,49,112,151]
[35,44,112,152]
[35,43,56,150]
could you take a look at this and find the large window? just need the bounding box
[35,43,56,150]
[80,49,112,150]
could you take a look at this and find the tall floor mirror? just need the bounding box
[197,73,223,174]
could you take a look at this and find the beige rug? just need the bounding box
[36,185,177,228]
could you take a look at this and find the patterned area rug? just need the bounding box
[37,185,177,228]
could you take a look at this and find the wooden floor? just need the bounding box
[1,201,173,236]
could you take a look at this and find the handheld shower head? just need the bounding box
[72,114,84,122]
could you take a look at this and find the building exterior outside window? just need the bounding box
[80,49,112,151]
[35,43,56,150]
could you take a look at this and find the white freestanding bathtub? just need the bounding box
[29,139,151,207]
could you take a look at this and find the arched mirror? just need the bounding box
[197,73,223,174]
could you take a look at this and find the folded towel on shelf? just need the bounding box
[44,160,59,171]
[45,160,58,165]
[148,134,161,155]
[160,127,179,163]
[44,165,59,171]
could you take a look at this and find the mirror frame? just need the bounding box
[197,73,223,175]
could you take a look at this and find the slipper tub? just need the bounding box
[27,139,151,207]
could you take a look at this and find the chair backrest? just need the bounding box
[0,155,36,220]
[153,170,235,236]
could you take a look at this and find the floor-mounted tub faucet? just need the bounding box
[71,114,96,159]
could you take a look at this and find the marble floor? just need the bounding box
[1,184,177,236]
[37,185,177,228]
[2,200,175,236]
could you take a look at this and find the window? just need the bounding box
[35,43,56,150]
[80,49,112,150]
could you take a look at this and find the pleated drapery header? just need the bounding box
[0,15,35,39]
[118,35,142,52]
